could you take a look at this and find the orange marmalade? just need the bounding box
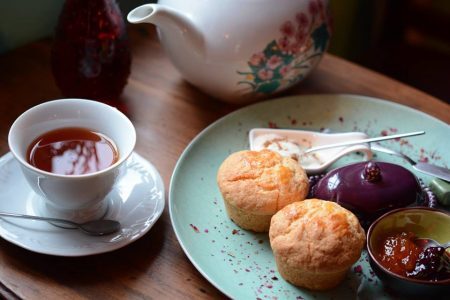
[376,231,422,276]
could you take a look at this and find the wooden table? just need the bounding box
[0,25,448,300]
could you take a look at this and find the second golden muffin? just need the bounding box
[269,199,365,290]
[217,149,309,232]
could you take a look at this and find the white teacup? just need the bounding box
[8,99,136,223]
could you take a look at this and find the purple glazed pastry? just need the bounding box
[312,161,423,229]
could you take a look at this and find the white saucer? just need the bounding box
[0,152,165,257]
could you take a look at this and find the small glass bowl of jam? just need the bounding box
[367,207,450,297]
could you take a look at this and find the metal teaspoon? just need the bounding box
[414,237,450,250]
[303,131,425,153]
[0,212,121,236]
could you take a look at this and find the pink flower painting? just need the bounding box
[277,37,290,52]
[280,21,295,38]
[309,0,319,15]
[249,52,265,66]
[257,69,274,81]
[237,0,330,95]
[296,13,309,28]
[295,31,307,45]
[279,65,291,76]
[267,55,283,70]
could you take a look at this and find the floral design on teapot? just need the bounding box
[237,0,331,95]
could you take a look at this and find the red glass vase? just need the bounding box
[51,0,131,105]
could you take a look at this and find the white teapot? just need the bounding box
[128,0,331,103]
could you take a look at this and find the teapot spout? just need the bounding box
[127,4,204,53]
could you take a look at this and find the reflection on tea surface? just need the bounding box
[27,127,118,175]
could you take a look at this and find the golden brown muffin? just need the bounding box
[217,149,309,232]
[269,199,365,290]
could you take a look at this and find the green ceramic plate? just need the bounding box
[169,94,450,299]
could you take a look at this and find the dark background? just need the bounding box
[329,0,450,103]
